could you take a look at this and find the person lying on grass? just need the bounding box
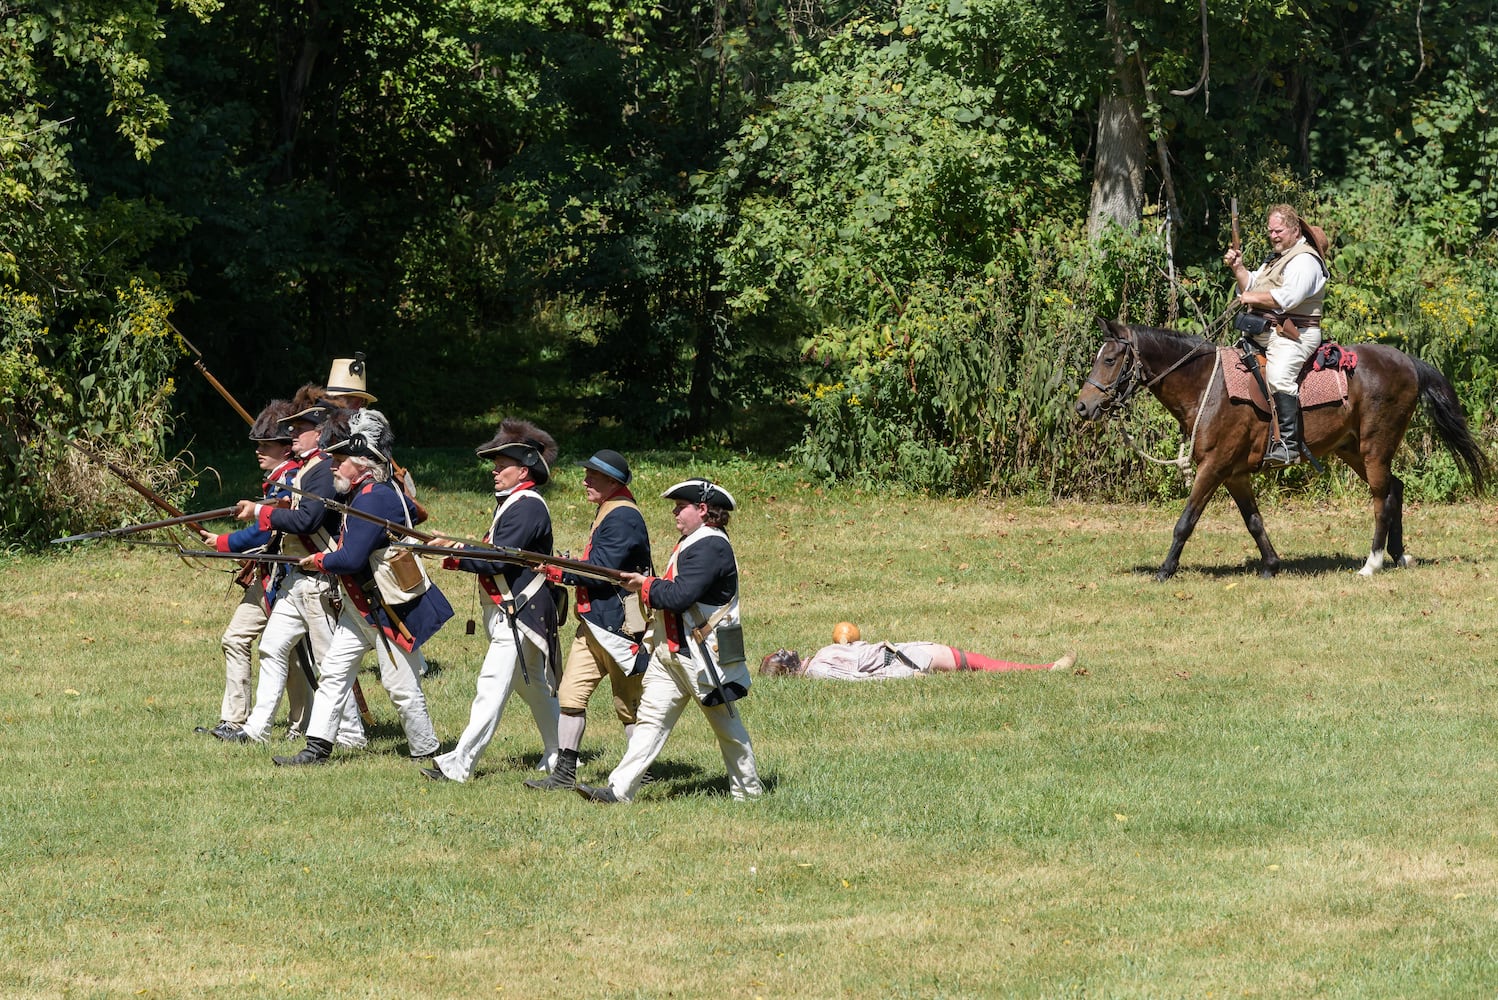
[759,622,1076,681]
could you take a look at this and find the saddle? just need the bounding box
[1221,342,1356,415]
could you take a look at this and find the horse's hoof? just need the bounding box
[1258,568,1276,580]
[1396,554,1413,569]
[1153,570,1175,583]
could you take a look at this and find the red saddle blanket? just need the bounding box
[1221,344,1354,413]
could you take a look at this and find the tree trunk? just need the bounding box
[1088,0,1147,240]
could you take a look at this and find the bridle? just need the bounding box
[1083,336,1147,416]
[1084,332,1215,417]
[1084,330,1220,478]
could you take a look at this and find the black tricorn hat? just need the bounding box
[662,478,735,510]
[250,399,296,443]
[578,449,632,485]
[476,418,558,485]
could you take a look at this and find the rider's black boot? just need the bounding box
[1263,392,1303,468]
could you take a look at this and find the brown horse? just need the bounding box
[1075,317,1487,580]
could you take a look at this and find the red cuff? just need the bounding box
[640,576,659,607]
[309,552,326,571]
[442,556,461,571]
[543,564,563,584]
[212,534,230,553]
[255,505,274,531]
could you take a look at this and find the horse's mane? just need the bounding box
[1124,323,1212,354]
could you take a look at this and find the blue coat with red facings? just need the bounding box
[444,487,556,641]
[257,452,340,543]
[215,458,300,608]
[314,479,453,651]
[560,498,651,635]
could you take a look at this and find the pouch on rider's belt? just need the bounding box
[712,622,747,669]
[1234,312,1271,337]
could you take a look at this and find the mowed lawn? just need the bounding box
[3,457,1497,999]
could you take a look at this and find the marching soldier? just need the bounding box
[526,449,653,791]
[218,387,365,748]
[277,409,448,766]
[421,419,562,783]
[576,479,762,804]
[193,399,313,740]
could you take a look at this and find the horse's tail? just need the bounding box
[1414,357,1488,494]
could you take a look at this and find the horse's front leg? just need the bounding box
[1223,474,1281,578]
[1155,466,1228,581]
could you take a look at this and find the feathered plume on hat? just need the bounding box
[476,417,558,485]
[249,399,296,442]
[323,408,395,464]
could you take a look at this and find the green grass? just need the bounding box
[3,454,1497,997]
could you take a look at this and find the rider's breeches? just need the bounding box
[1258,326,1322,394]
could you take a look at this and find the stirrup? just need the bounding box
[1261,442,1298,469]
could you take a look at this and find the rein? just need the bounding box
[1089,332,1219,477]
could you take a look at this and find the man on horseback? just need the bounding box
[1222,203,1329,468]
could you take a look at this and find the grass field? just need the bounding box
[3,455,1497,998]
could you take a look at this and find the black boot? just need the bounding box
[1263,392,1303,468]
[273,736,333,767]
[524,748,578,791]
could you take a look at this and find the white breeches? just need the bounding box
[606,649,761,803]
[242,570,357,744]
[304,599,439,757]
[432,602,559,782]
[1257,325,1322,394]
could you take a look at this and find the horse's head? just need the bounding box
[1075,317,1141,421]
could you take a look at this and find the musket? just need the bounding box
[1231,196,1241,253]
[51,505,239,544]
[168,319,256,427]
[392,540,628,585]
[173,546,307,565]
[287,484,629,584]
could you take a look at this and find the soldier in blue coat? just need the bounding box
[422,419,562,783]
[526,449,652,791]
[194,399,314,740]
[275,409,450,766]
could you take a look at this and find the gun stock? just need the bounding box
[1230,196,1241,253]
[168,320,256,426]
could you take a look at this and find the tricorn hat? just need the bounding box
[249,399,296,443]
[325,353,377,404]
[578,449,632,485]
[323,408,394,464]
[476,418,558,485]
[662,478,735,510]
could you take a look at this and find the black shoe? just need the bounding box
[524,748,577,791]
[420,766,448,781]
[194,722,224,735]
[273,737,332,767]
[575,783,620,804]
[212,724,250,744]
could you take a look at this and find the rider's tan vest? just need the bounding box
[1249,240,1326,320]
